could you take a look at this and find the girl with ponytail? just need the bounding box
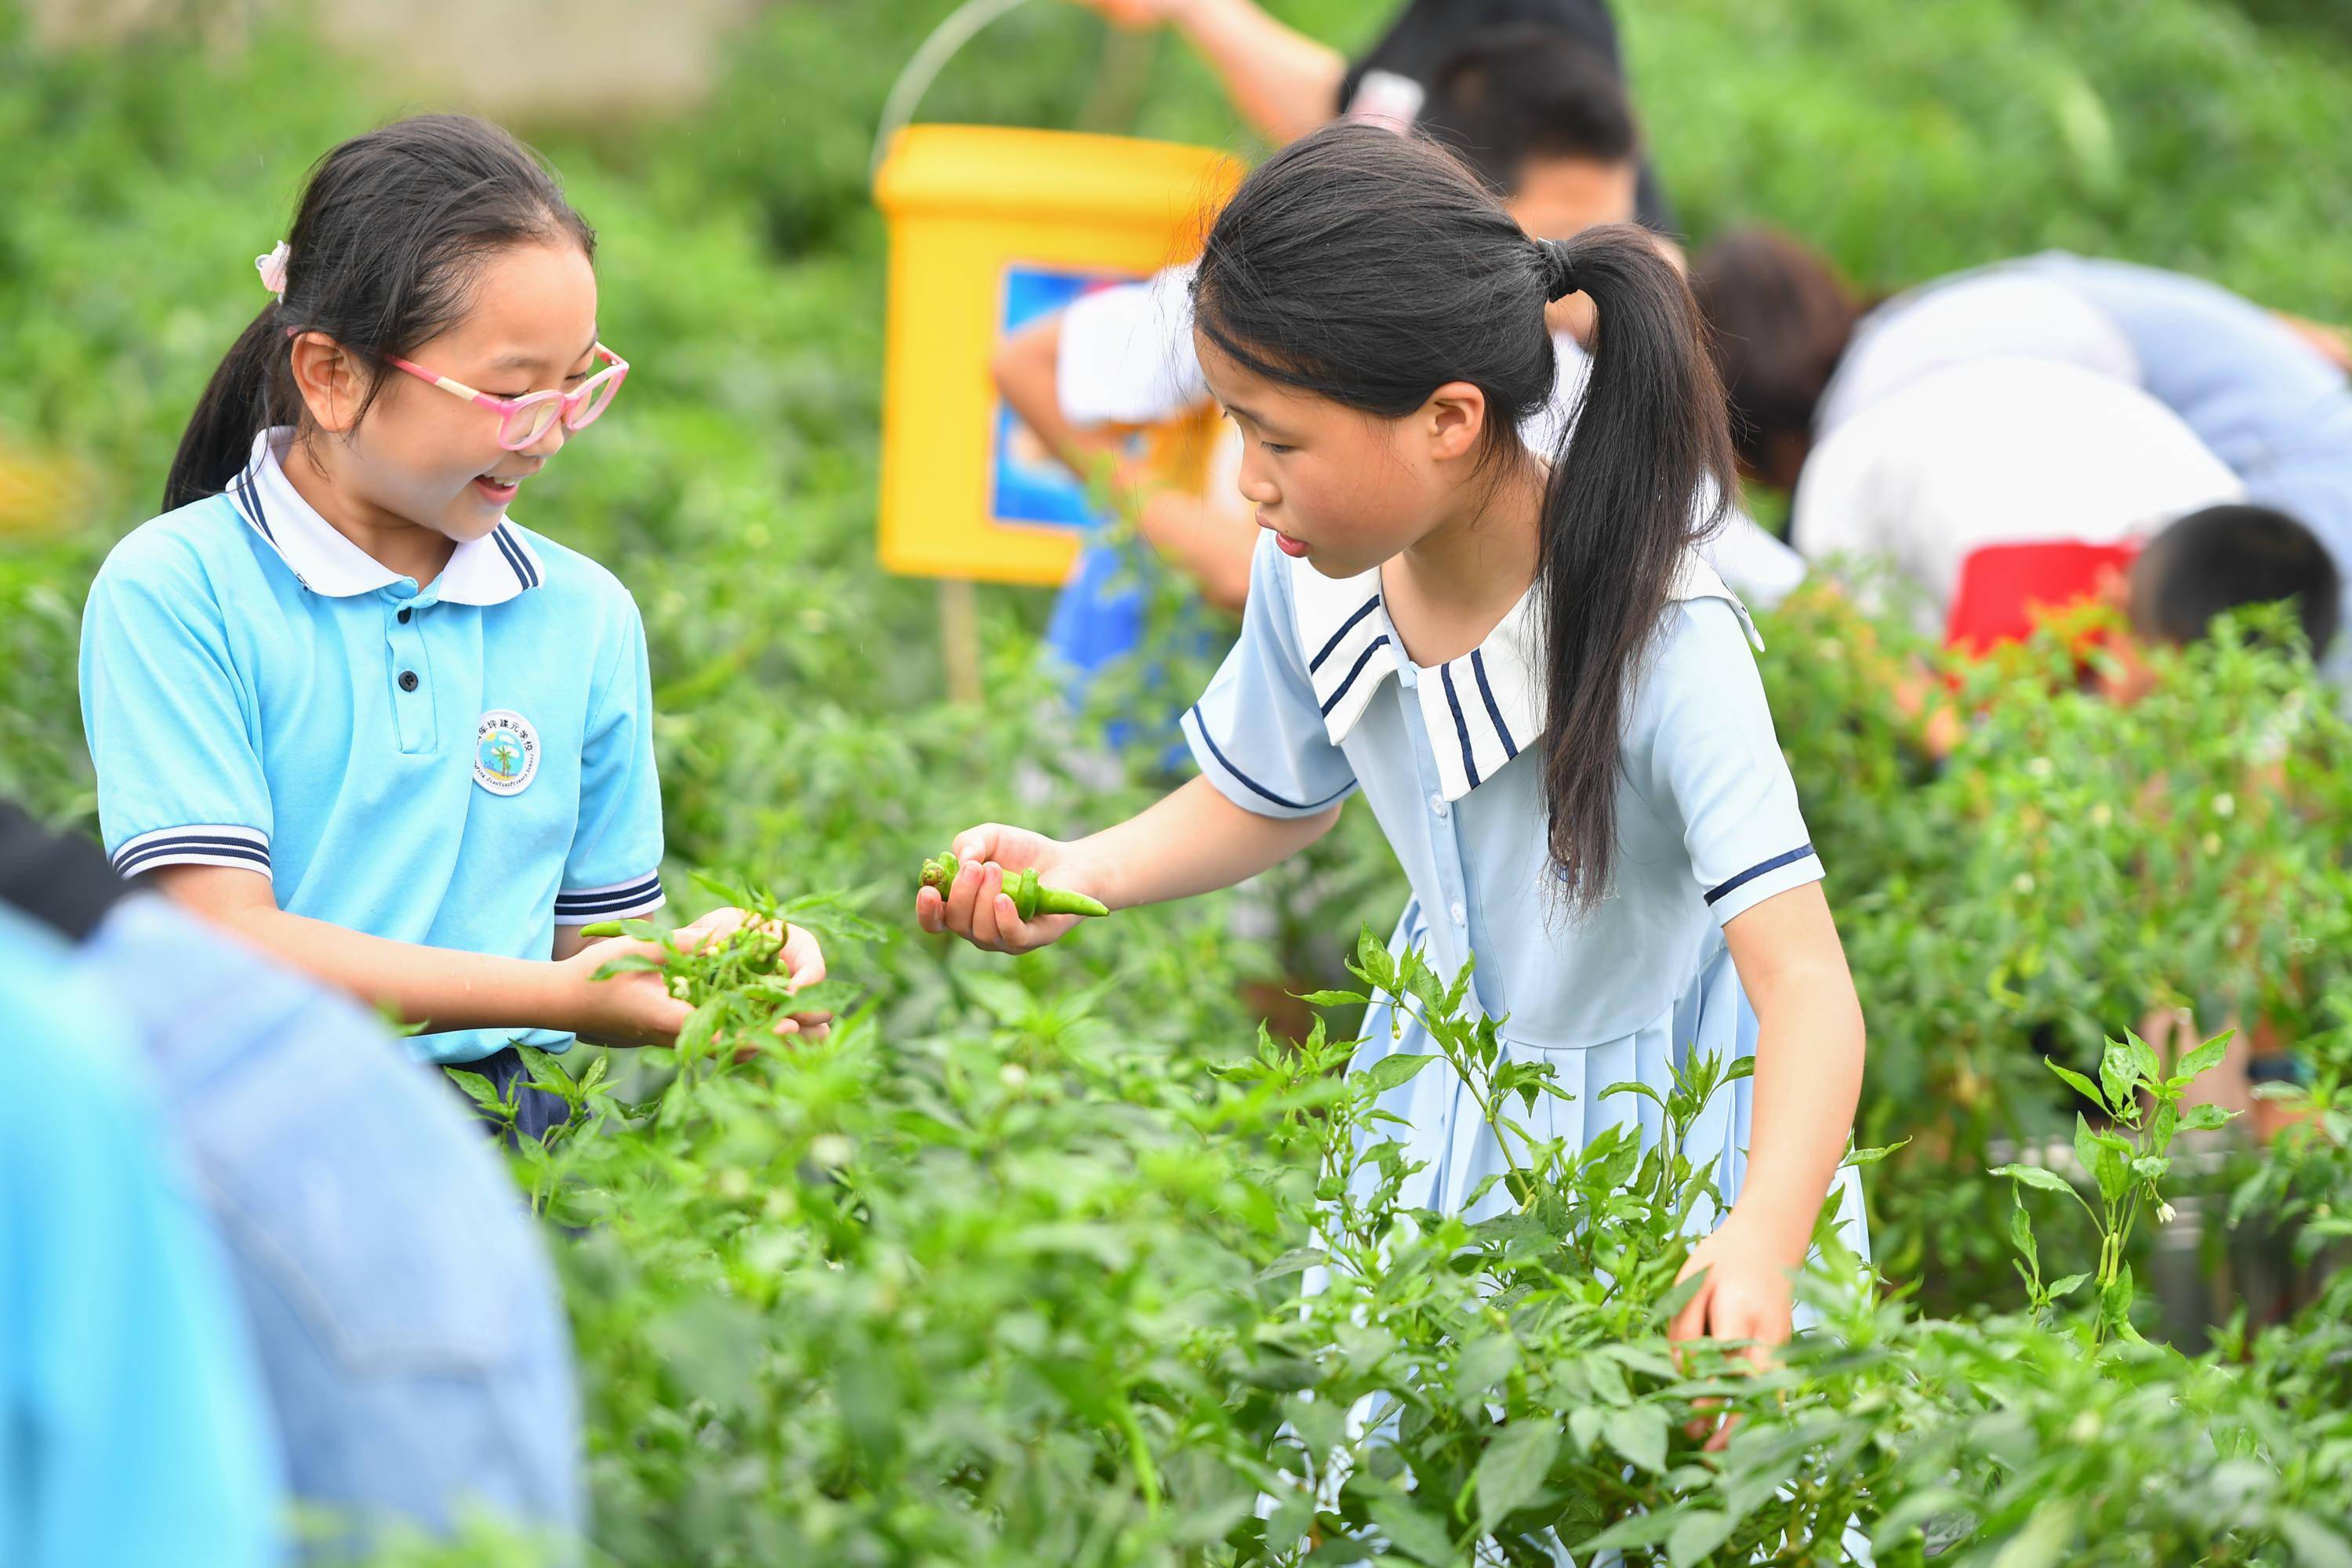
[921,122,1867,1361]
[83,115,824,1138]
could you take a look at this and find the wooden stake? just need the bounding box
[938,578,982,704]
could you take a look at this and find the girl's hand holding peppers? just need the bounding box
[914,825,1110,954]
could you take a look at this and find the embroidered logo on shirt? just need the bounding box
[473,710,540,796]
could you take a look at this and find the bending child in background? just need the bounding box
[927,127,1870,1382]
[1795,354,2336,686]
[1693,230,2352,670]
[1068,0,1675,228]
[78,115,826,1141]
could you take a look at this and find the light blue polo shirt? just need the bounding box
[78,427,666,1065]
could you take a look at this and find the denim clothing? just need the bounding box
[76,895,585,1554]
[0,906,284,1568]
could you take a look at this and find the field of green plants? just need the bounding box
[7,0,2352,1562]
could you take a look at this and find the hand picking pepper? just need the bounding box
[918,851,1109,922]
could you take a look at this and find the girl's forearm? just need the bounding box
[208,902,577,1033]
[1164,0,1346,144]
[1734,974,1865,1259]
[1068,775,1339,911]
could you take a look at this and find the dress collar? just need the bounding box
[225,428,543,605]
[1290,547,1762,802]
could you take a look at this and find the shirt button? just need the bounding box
[396,607,412,624]
[1428,793,1449,819]
[1450,900,1467,927]
[397,670,419,692]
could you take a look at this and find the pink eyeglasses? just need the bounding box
[387,343,630,451]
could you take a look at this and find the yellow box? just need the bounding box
[872,124,1241,586]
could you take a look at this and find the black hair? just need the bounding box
[1689,227,1863,483]
[1417,27,1638,199]
[1191,123,1733,909]
[163,114,596,514]
[2131,503,2341,653]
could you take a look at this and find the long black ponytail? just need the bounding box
[1192,122,1733,909]
[163,114,596,514]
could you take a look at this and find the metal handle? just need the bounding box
[869,0,1044,183]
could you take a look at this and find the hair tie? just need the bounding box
[255,241,290,301]
[1538,238,1580,303]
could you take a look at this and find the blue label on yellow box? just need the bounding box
[991,263,1149,530]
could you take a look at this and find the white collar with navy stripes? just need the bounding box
[1291,549,1764,803]
[226,427,545,605]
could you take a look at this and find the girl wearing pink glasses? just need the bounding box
[78,114,826,1140]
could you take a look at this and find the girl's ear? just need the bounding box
[1422,379,1490,463]
[288,331,369,436]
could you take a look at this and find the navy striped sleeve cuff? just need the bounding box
[108,824,271,881]
[554,872,666,924]
[1702,843,1824,926]
[1180,705,1357,818]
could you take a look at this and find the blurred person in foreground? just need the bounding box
[1,898,282,1568]
[0,800,585,1562]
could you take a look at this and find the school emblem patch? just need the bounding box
[473,710,540,796]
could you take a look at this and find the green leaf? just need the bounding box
[1254,1248,1328,1283]
[1358,1053,1438,1094]
[2046,1272,2089,1300]
[2044,1060,2104,1110]
[2176,1030,2234,1083]
[1668,1509,1736,1568]
[1991,1163,2075,1196]
[1454,1335,1519,1399]
[1602,1404,1668,1475]
[2098,1040,2137,1109]
[445,1069,506,1115]
[1366,1494,1458,1565]
[2278,1512,2352,1568]
[2100,1268,2136,1334]
[1473,1421,1559,1533]
[2180,1103,2236,1131]
[1294,989,1367,1008]
[1989,1499,2078,1568]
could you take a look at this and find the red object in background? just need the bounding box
[1944,539,2141,655]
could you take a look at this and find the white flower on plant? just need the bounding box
[2158,1201,2177,1225]
[2212,793,2235,818]
[2090,803,2112,828]
[1000,1062,1031,1091]
[2012,873,2036,895]
[809,1133,855,1169]
[2027,756,2053,779]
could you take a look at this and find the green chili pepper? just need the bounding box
[919,851,1109,921]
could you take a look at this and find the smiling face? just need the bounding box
[1195,333,1497,580]
[292,238,601,547]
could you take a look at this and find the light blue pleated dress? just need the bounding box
[1184,533,1871,1254]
